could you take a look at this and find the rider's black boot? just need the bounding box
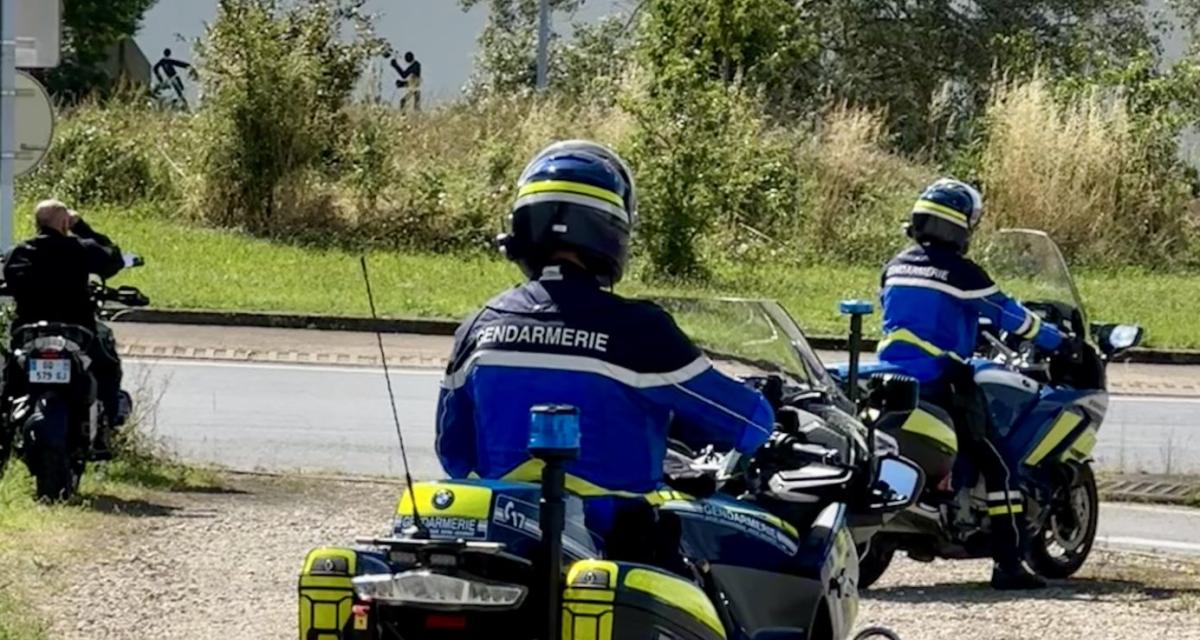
[91,391,131,462]
[991,562,1047,591]
[90,429,116,461]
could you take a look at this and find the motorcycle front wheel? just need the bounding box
[1027,463,1099,579]
[856,539,896,590]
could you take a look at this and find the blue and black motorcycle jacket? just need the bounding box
[436,263,775,499]
[879,242,1064,383]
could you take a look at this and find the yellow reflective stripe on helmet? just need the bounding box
[987,503,1024,516]
[624,569,727,638]
[1026,411,1084,466]
[900,408,958,454]
[878,329,965,363]
[518,180,624,207]
[913,199,970,224]
[502,459,665,504]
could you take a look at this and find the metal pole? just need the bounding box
[1,0,15,252]
[535,0,550,90]
[847,313,862,404]
[539,458,566,640]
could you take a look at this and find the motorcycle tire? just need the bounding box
[854,627,903,640]
[856,540,896,590]
[25,396,80,502]
[1027,463,1099,580]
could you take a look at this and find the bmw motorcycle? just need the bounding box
[299,298,921,640]
[0,254,149,501]
[831,230,1143,588]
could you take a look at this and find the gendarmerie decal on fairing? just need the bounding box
[670,500,799,555]
[395,515,488,539]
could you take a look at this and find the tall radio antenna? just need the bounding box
[359,256,426,537]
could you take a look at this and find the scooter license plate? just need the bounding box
[28,358,72,384]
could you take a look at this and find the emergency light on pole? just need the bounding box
[528,404,580,640]
[536,0,550,90]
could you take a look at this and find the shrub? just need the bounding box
[21,100,178,207]
[189,0,385,236]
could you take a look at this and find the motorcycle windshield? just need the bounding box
[651,297,838,394]
[975,229,1088,330]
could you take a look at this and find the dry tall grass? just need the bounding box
[981,78,1191,264]
[796,104,929,263]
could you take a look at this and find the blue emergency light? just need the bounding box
[839,299,875,316]
[528,405,581,459]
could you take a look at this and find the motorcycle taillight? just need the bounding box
[32,350,66,359]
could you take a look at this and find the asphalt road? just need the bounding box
[125,357,1200,556]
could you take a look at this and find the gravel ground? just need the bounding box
[23,474,1200,640]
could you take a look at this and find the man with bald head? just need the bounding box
[4,200,127,456]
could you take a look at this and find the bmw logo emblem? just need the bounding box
[432,489,455,510]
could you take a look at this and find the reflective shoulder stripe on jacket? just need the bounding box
[884,276,999,300]
[440,350,711,391]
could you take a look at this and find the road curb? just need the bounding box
[111,308,1200,366]
[113,308,457,336]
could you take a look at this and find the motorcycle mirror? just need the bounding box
[1092,323,1144,357]
[870,456,924,512]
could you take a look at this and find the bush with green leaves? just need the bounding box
[189,0,386,237]
[20,100,178,208]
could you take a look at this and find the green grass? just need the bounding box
[45,206,1200,350]
[0,587,46,640]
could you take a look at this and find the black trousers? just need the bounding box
[924,365,1025,568]
[89,323,124,424]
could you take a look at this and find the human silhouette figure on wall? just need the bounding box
[153,48,191,107]
[390,51,422,112]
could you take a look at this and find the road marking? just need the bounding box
[1098,536,1200,554]
[126,357,435,377]
[1111,395,1200,405]
[1104,503,1200,518]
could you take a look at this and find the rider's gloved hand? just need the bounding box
[1054,334,1083,363]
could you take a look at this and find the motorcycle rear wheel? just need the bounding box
[25,397,81,502]
[1027,463,1098,579]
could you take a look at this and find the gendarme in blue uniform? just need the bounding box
[436,263,773,497]
[879,242,1063,382]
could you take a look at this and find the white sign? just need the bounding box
[13,69,54,177]
[14,0,60,68]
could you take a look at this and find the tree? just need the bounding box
[458,0,633,99]
[38,0,159,103]
[800,0,1162,152]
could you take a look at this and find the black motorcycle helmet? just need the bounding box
[497,140,637,287]
[907,178,985,254]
